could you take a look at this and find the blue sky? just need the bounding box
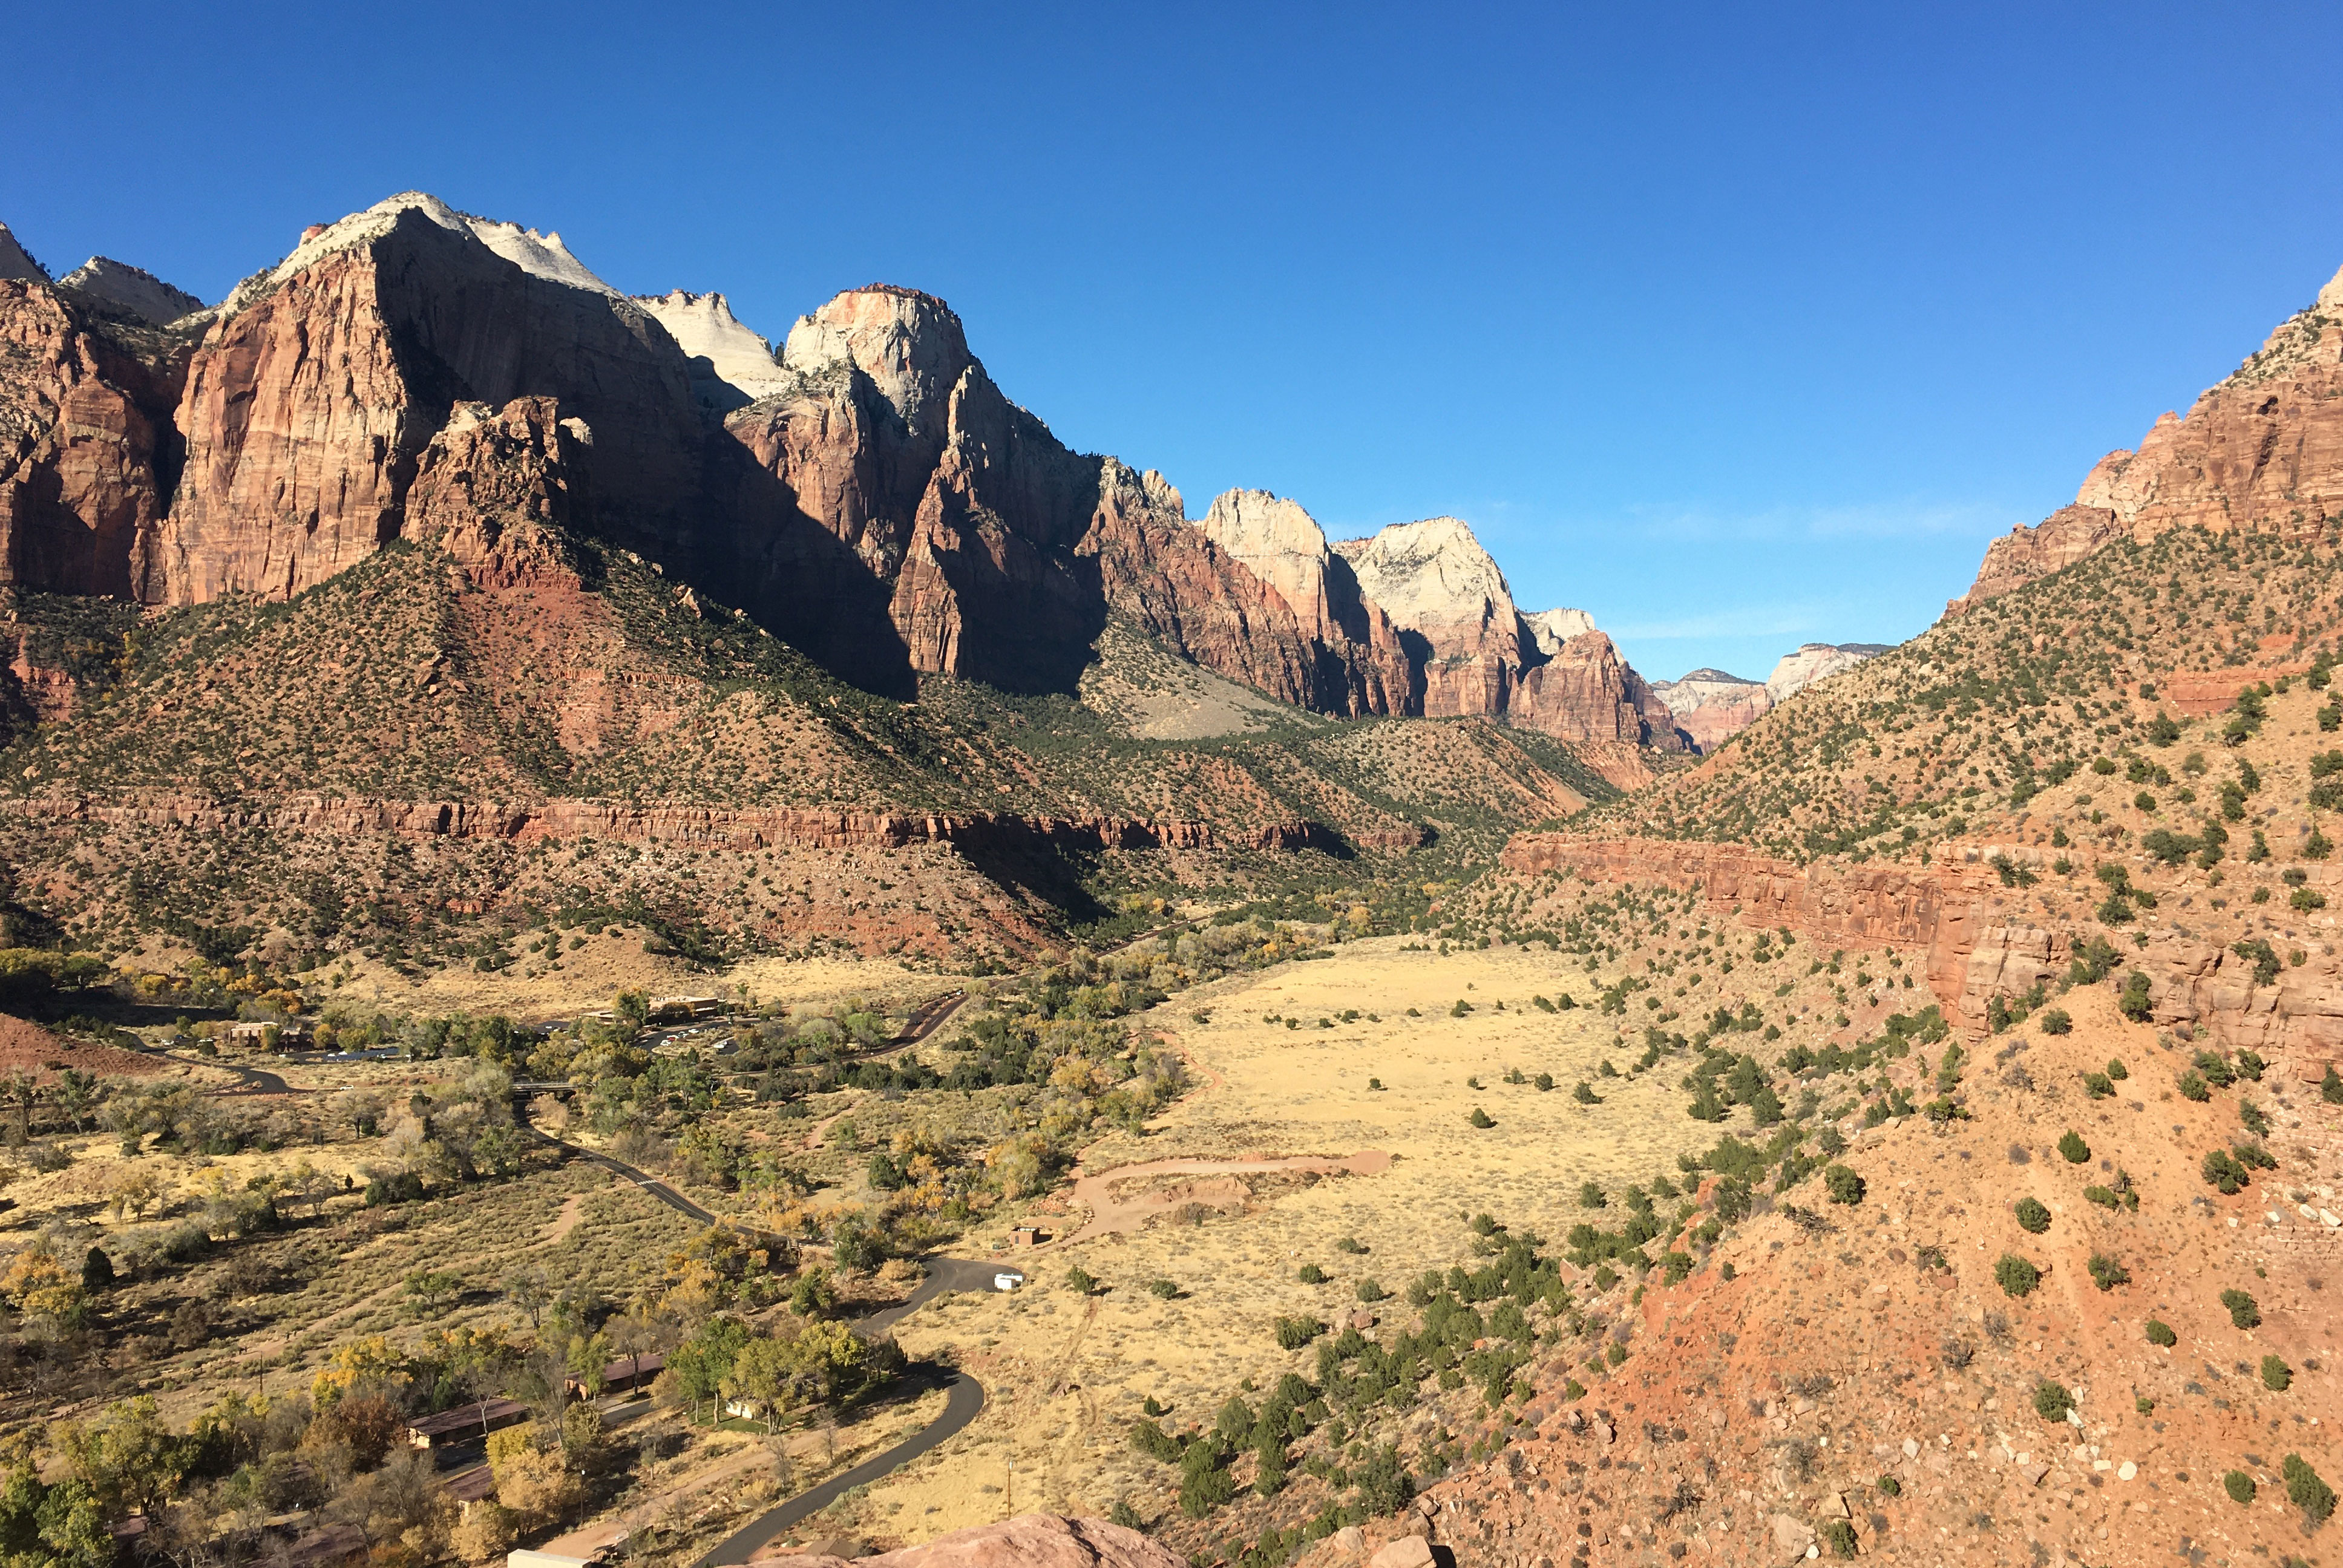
[9,2,2341,682]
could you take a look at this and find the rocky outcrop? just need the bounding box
[56,258,203,325]
[725,286,1423,706]
[1942,503,2126,616]
[1765,642,1883,704]
[140,193,703,607]
[0,279,188,596]
[759,1515,1183,1568]
[1950,259,2343,613]
[634,289,787,411]
[1650,667,1771,750]
[1502,834,1991,1016]
[399,397,589,591]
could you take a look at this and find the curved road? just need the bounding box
[511,1103,1003,1564]
[155,1049,295,1096]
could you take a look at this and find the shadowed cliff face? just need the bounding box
[0,279,189,598]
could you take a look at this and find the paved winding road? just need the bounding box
[510,1100,1004,1565]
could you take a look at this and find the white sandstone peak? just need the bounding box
[1521,607,1596,656]
[1766,642,1882,704]
[781,285,974,430]
[635,289,788,402]
[1201,489,1339,643]
[1339,517,1516,634]
[232,192,621,315]
[59,256,206,325]
[0,221,50,284]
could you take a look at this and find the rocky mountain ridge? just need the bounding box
[0,194,1703,756]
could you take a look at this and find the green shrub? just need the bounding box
[2086,1253,2130,1291]
[1995,1253,2041,1298]
[2325,1064,2343,1105]
[1131,1418,1182,1462]
[2106,1057,2128,1080]
[2033,1379,2074,1422]
[2057,1130,2090,1163]
[2083,1184,2118,1209]
[1820,1517,1858,1558]
[1823,1165,1865,1205]
[2082,1071,2114,1098]
[2261,1354,2292,1391]
[1297,1263,1328,1284]
[2014,1197,2051,1234]
[1149,1279,1178,1299]
[2177,1068,2212,1102]
[2038,1007,2072,1035]
[2224,1470,2256,1506]
[1274,1316,1324,1350]
[2219,1288,2260,1329]
[1355,1278,1386,1303]
[1579,1181,1607,1209]
[2145,1319,2177,1347]
[1876,1474,1901,1497]
[1468,1106,1494,1128]
[2283,1454,2337,1526]
[2202,1149,2251,1194]
[1066,1265,1098,1295]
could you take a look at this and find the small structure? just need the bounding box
[405,1397,528,1449]
[565,1351,664,1400]
[649,995,723,1021]
[226,1019,311,1049]
[1009,1226,1046,1248]
[993,1269,1026,1291]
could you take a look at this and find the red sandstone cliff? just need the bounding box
[1950,262,2343,614]
[139,194,703,607]
[0,278,188,597]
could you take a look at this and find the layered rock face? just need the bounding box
[1650,667,1771,750]
[1950,260,2343,612]
[0,279,188,596]
[140,193,704,607]
[1765,641,1883,703]
[56,258,203,325]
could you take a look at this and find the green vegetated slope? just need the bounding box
[0,542,1620,960]
[1580,526,2343,860]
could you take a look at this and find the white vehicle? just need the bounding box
[993,1271,1024,1291]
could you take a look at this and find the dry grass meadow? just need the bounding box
[863,933,1766,1538]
